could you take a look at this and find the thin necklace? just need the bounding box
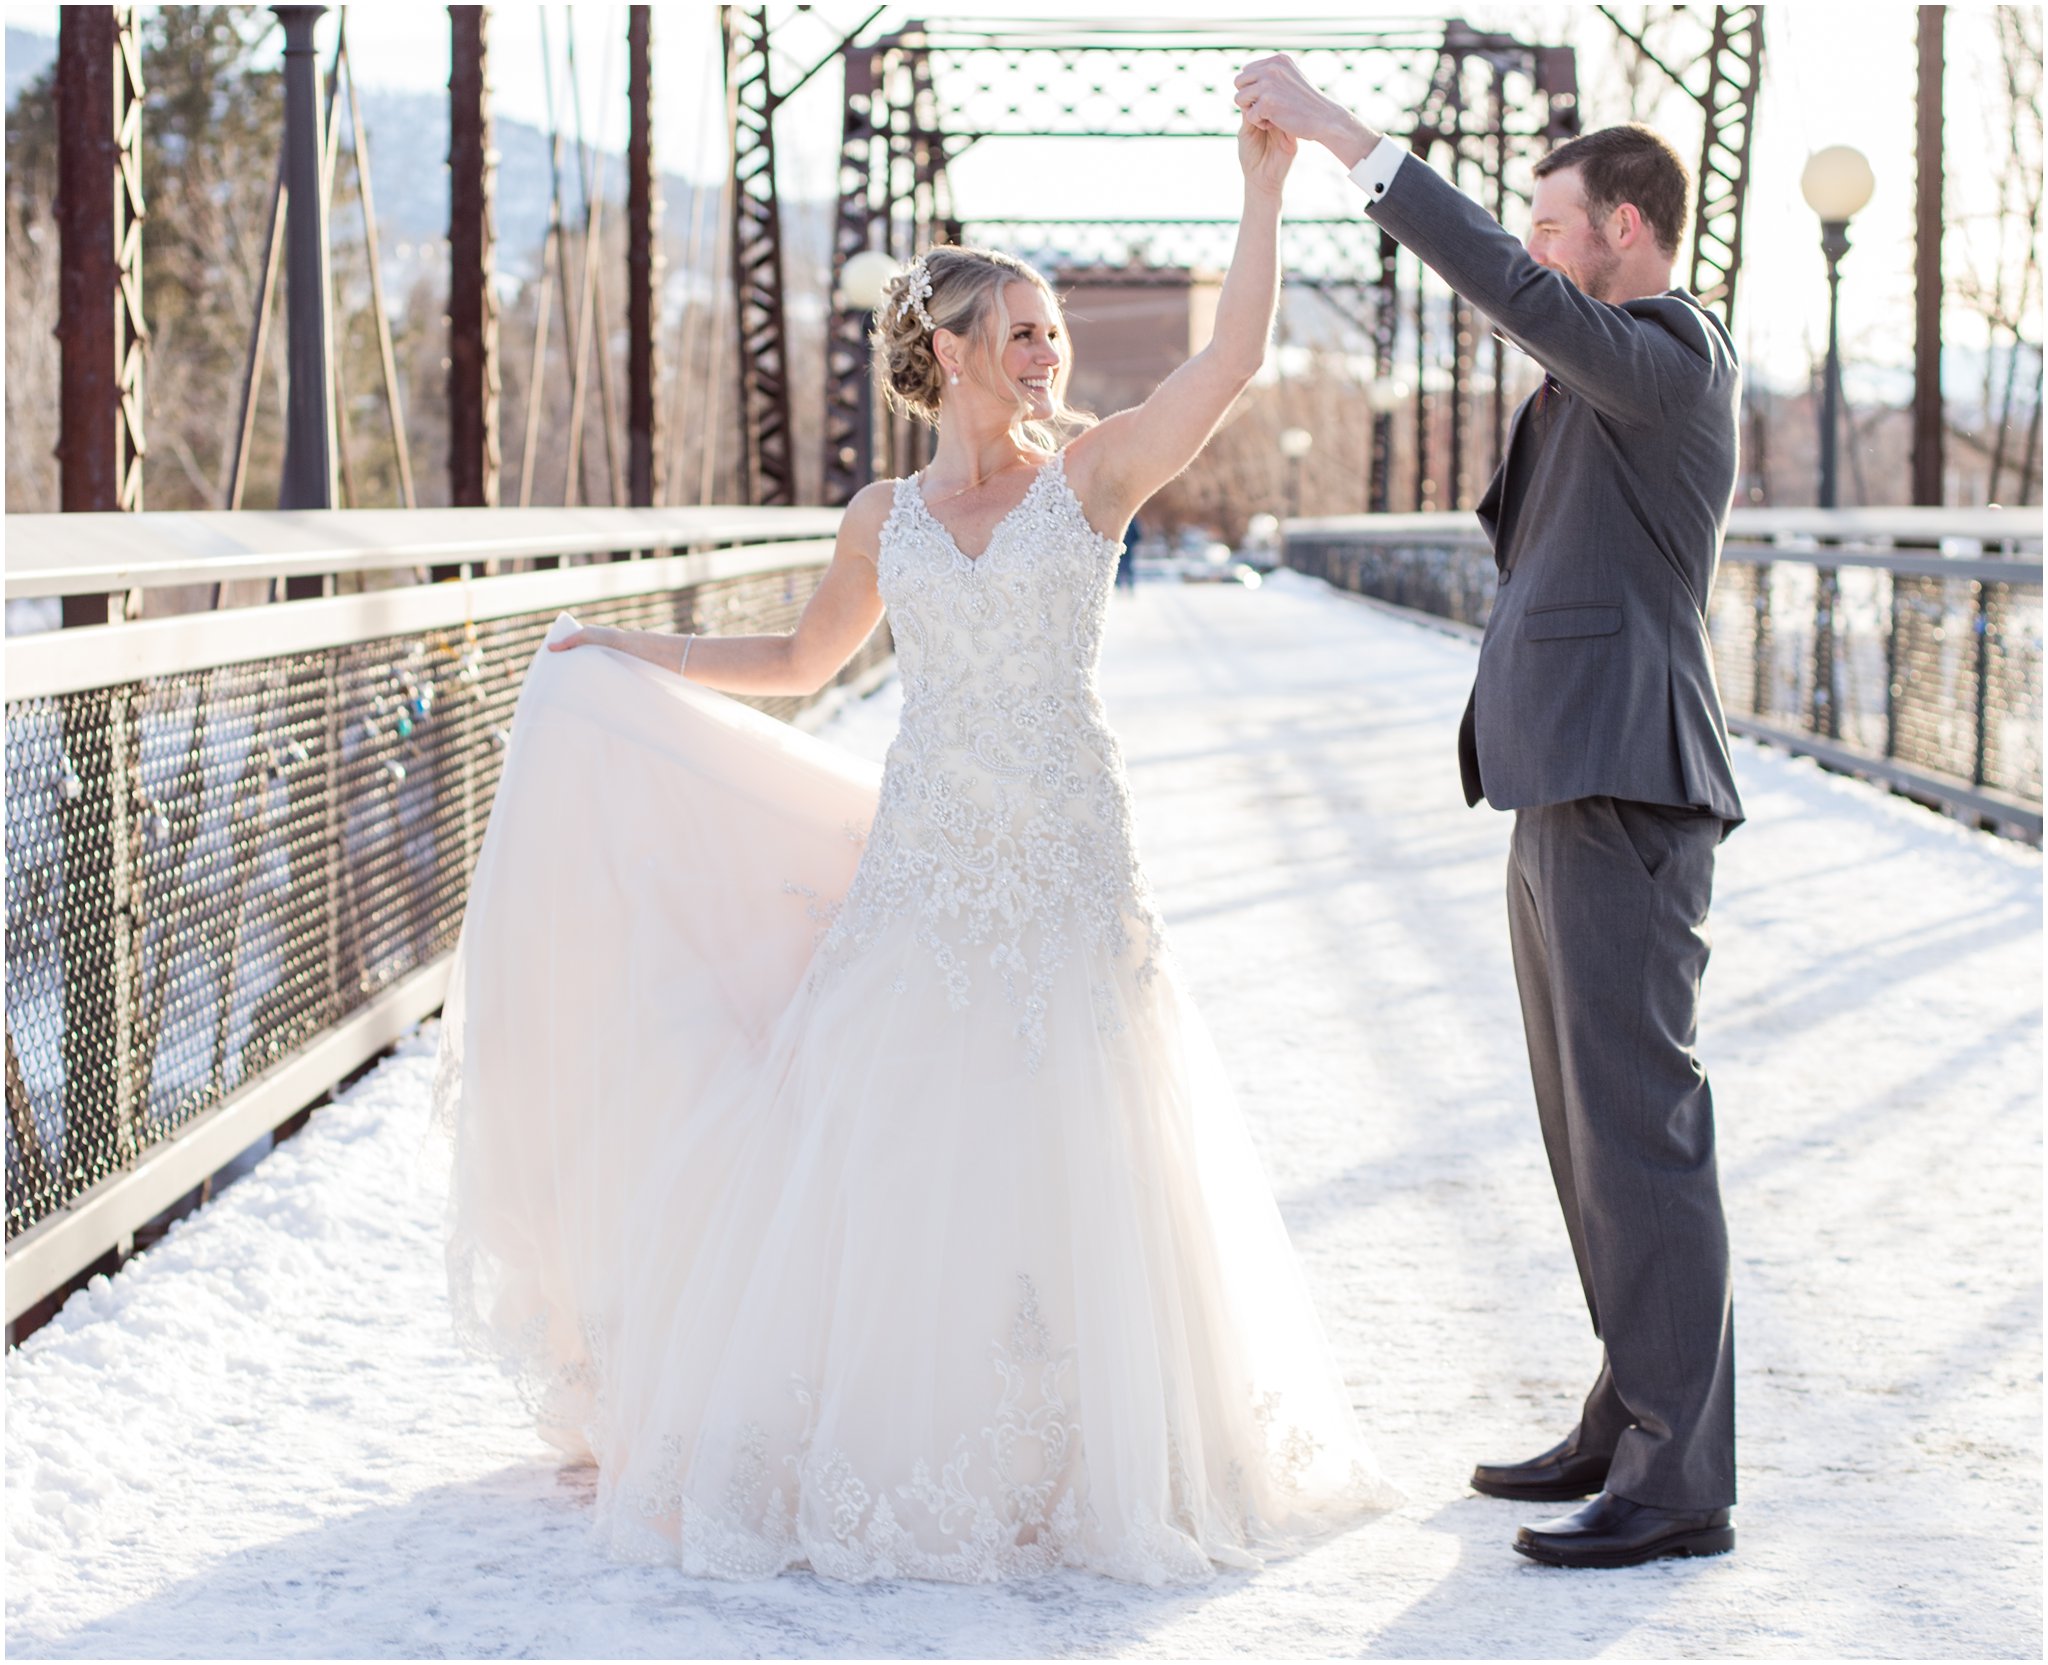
[922,454,1032,508]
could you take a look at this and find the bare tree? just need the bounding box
[4,98,61,511]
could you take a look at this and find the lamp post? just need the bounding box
[836,248,900,488]
[1799,145,1875,739]
[1800,145,1875,510]
[1278,425,1313,520]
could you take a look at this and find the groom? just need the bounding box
[1235,59,1744,1568]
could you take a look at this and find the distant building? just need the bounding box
[1054,269,1221,420]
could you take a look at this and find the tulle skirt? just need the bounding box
[435,615,1397,1584]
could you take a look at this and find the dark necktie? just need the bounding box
[1499,376,1563,572]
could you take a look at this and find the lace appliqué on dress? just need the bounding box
[609,1272,1351,1585]
[806,456,1164,1072]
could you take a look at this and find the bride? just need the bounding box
[436,112,1396,1585]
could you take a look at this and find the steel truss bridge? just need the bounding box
[42,7,1763,534]
[722,10,1762,509]
[10,4,1807,1344]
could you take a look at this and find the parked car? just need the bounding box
[1238,513,1282,572]
[1180,559,1263,588]
[1134,552,1262,587]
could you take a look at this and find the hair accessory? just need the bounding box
[896,255,937,334]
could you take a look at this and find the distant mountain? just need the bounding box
[3,30,833,294]
[351,86,838,289]
[7,25,55,109]
[348,87,729,282]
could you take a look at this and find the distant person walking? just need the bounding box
[1116,510,1143,591]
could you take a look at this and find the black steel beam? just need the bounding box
[56,3,146,550]
[447,4,500,548]
[1370,231,1398,514]
[824,45,884,506]
[627,5,660,508]
[52,6,147,1221]
[274,6,338,529]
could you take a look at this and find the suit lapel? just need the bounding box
[1477,384,1542,568]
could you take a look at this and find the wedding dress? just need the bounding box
[435,453,1397,1584]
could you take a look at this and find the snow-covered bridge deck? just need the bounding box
[7,575,2040,1658]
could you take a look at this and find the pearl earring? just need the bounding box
[948,371,960,386]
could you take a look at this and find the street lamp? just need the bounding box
[1278,425,1313,519]
[836,249,901,487]
[1800,145,1874,740]
[837,248,899,314]
[1800,145,1875,510]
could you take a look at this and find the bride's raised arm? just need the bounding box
[1067,115,1295,533]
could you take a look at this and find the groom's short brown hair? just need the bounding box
[1534,124,1691,259]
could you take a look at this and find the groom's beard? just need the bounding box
[1561,244,1625,305]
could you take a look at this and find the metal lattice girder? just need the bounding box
[904,45,961,247]
[825,34,967,494]
[722,5,797,507]
[1370,224,1399,513]
[825,18,1578,511]
[1597,5,1762,330]
[959,218,1406,284]
[1402,23,1578,510]
[1688,7,1763,327]
[448,6,501,512]
[1409,38,1467,511]
[891,22,1570,142]
[824,44,885,507]
[55,5,146,528]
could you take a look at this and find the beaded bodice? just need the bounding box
[808,453,1163,1067]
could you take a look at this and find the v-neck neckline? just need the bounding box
[911,455,1057,565]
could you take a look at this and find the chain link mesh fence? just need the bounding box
[1286,529,2044,820]
[5,568,890,1244]
[1703,558,2042,805]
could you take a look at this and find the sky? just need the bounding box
[5,1,2037,394]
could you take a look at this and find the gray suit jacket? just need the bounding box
[1367,155,1745,829]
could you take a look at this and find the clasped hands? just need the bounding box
[1233,54,1382,173]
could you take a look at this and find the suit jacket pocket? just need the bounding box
[1523,602,1622,640]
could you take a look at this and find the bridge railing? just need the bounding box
[1283,507,2044,844]
[3,509,872,1328]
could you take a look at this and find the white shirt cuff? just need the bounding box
[1348,139,1408,207]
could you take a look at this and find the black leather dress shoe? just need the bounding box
[1514,1491,1734,1568]
[1470,1431,1613,1502]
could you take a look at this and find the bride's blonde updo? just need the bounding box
[871,245,1092,445]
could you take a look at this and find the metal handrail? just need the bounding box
[3,505,846,599]
[3,508,863,1331]
[1282,507,2044,842]
[1283,505,2043,561]
[7,541,841,700]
